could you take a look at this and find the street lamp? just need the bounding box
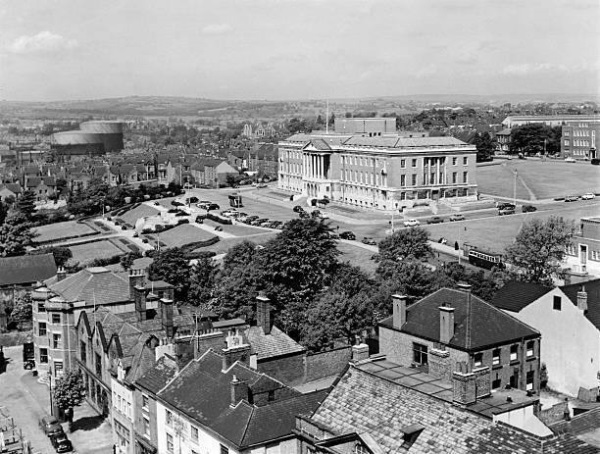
[48,371,53,416]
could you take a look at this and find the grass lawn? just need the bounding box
[69,240,124,265]
[203,219,270,236]
[423,204,600,255]
[34,221,97,243]
[337,241,378,275]
[151,224,217,248]
[118,204,161,227]
[196,233,277,255]
[478,160,600,200]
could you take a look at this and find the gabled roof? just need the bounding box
[309,364,598,454]
[380,288,539,351]
[561,278,600,331]
[490,281,552,313]
[0,254,57,287]
[136,354,180,393]
[244,325,305,360]
[46,267,130,305]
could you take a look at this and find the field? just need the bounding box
[69,240,124,265]
[423,203,600,254]
[478,160,600,200]
[149,224,216,248]
[337,241,378,275]
[34,221,97,243]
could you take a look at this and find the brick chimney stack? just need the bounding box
[439,305,455,345]
[56,267,67,282]
[392,295,407,329]
[230,375,249,407]
[256,293,272,335]
[129,268,145,301]
[161,298,174,338]
[457,283,472,349]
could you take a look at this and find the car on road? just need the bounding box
[582,193,596,200]
[564,157,577,163]
[498,206,516,215]
[244,215,259,224]
[564,195,580,202]
[522,205,537,213]
[153,201,161,206]
[267,220,283,229]
[449,213,465,222]
[256,183,268,188]
[40,416,64,437]
[206,203,220,211]
[426,217,444,224]
[362,237,377,245]
[403,219,420,227]
[170,200,184,207]
[50,432,73,453]
[339,231,356,240]
[496,202,516,210]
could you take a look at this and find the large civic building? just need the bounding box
[278,120,478,211]
[51,121,124,158]
[561,119,599,160]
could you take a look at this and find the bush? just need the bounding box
[177,219,190,225]
[155,224,164,232]
[142,228,153,234]
[206,213,232,225]
[121,225,127,230]
[142,238,149,244]
[591,159,600,166]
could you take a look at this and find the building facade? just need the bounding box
[561,120,599,160]
[278,130,477,211]
[564,217,600,277]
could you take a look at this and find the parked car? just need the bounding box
[403,219,420,227]
[564,157,577,163]
[40,416,64,437]
[498,206,516,215]
[253,218,269,226]
[267,220,282,229]
[522,205,537,213]
[50,432,73,453]
[449,213,465,222]
[245,215,259,224]
[339,231,356,240]
[195,215,205,224]
[256,183,268,188]
[426,217,444,224]
[564,195,580,202]
[170,200,184,207]
[207,203,220,211]
[293,205,304,213]
[153,201,161,206]
[362,237,377,245]
[260,219,272,227]
[582,193,596,200]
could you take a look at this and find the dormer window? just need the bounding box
[117,363,125,381]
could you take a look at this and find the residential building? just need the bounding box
[564,217,600,278]
[561,119,599,160]
[495,128,511,153]
[278,127,478,211]
[0,183,22,201]
[491,280,600,398]
[379,284,542,394]
[248,143,278,177]
[295,358,598,454]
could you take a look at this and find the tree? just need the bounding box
[473,132,495,162]
[148,248,192,303]
[16,190,36,220]
[10,293,33,329]
[187,254,218,307]
[0,209,36,257]
[31,247,73,268]
[505,216,575,285]
[119,251,143,270]
[510,124,560,155]
[376,227,432,265]
[52,371,86,423]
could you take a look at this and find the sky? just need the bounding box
[0,0,599,101]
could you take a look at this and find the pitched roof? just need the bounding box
[380,288,539,351]
[561,278,600,331]
[244,325,305,360]
[490,281,552,313]
[47,267,130,305]
[136,354,180,393]
[309,364,599,454]
[0,254,57,286]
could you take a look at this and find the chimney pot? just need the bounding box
[392,295,407,329]
[577,286,588,312]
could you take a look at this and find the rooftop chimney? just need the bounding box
[230,375,249,407]
[457,283,472,350]
[129,268,145,301]
[161,298,174,338]
[577,286,588,312]
[439,305,455,345]
[56,267,67,282]
[256,293,272,335]
[392,295,407,329]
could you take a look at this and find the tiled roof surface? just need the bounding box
[342,136,469,149]
[47,267,130,305]
[380,288,539,351]
[0,253,57,286]
[244,325,305,360]
[310,365,599,454]
[562,279,600,331]
[490,281,552,313]
[135,355,180,393]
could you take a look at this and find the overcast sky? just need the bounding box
[1,0,599,101]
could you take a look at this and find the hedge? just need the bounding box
[206,213,232,225]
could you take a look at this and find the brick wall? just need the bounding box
[258,353,305,384]
[538,400,569,426]
[304,347,352,383]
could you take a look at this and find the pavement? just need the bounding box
[0,346,113,454]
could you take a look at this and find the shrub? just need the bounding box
[155,224,164,232]
[591,159,599,166]
[142,238,149,244]
[121,225,127,230]
[177,219,190,225]
[206,213,232,225]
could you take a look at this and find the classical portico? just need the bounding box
[302,140,335,198]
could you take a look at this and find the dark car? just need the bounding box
[207,203,220,211]
[522,205,537,213]
[252,218,268,226]
[564,196,579,202]
[195,215,205,224]
[40,416,64,437]
[293,205,304,213]
[187,196,199,204]
[496,202,516,210]
[362,237,377,246]
[170,200,184,207]
[50,432,72,453]
[245,215,259,224]
[427,216,444,224]
[339,231,356,240]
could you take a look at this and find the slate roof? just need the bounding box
[562,279,600,331]
[342,135,470,149]
[490,281,552,313]
[158,349,321,449]
[380,288,539,351]
[136,354,180,393]
[244,325,305,360]
[0,253,57,287]
[309,364,599,454]
[47,267,130,305]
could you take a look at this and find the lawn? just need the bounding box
[422,204,600,255]
[337,241,378,275]
[34,221,97,243]
[203,219,270,236]
[118,204,161,227]
[69,240,125,265]
[478,160,600,200]
[149,224,217,248]
[195,233,277,255]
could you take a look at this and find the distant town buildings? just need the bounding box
[502,114,600,129]
[52,121,125,159]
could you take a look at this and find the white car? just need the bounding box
[582,193,595,200]
[564,157,576,163]
[404,219,420,227]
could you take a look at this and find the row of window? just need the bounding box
[412,342,535,366]
[564,139,592,147]
[113,390,132,419]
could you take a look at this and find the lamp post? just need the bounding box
[48,371,53,416]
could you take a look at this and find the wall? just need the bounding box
[248,438,296,454]
[112,377,134,454]
[258,353,305,384]
[494,405,552,437]
[133,387,159,452]
[538,400,569,426]
[513,287,600,396]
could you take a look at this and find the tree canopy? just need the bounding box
[0,209,36,257]
[510,124,561,155]
[376,227,432,266]
[53,370,86,421]
[505,216,574,285]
